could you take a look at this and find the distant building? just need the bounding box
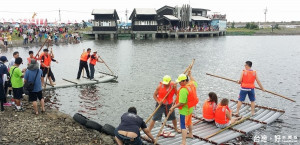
[156,5,179,28]
[129,8,158,31]
[91,9,119,32]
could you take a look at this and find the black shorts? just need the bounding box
[153,103,176,121]
[40,67,53,77]
[13,87,23,100]
[29,91,43,102]
[0,84,5,101]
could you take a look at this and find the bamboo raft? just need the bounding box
[43,72,117,90]
[141,99,285,145]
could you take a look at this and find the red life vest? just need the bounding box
[176,81,199,110]
[241,69,256,88]
[202,100,215,120]
[80,52,89,62]
[39,53,51,67]
[90,54,98,65]
[157,82,176,104]
[215,104,230,124]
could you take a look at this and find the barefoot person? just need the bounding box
[24,59,45,115]
[236,61,265,116]
[148,75,180,135]
[115,107,155,145]
[202,92,218,122]
[170,71,199,145]
[215,98,241,128]
[38,49,58,86]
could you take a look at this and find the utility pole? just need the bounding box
[125,8,128,24]
[264,7,267,22]
[59,8,61,22]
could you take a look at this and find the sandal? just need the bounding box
[163,131,175,138]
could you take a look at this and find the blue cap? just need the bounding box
[0,56,8,62]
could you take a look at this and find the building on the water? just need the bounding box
[129,8,157,39]
[156,5,180,31]
[90,4,227,39]
[91,9,119,39]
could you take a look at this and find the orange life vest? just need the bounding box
[215,104,230,124]
[202,100,215,120]
[176,81,199,110]
[241,69,256,88]
[90,54,98,65]
[80,52,89,62]
[27,57,37,64]
[39,53,52,67]
[157,82,176,104]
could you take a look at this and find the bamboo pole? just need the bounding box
[206,73,296,102]
[205,115,251,139]
[35,39,48,58]
[98,55,114,75]
[154,109,174,144]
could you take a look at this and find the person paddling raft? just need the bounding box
[89,51,104,80]
[38,48,58,86]
[148,75,180,137]
[235,61,265,116]
[77,48,91,79]
[170,71,199,145]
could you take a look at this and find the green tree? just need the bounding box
[231,21,235,28]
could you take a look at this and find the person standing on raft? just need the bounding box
[148,75,180,135]
[89,51,103,80]
[236,61,265,116]
[38,48,58,86]
[170,71,199,145]
[77,48,91,79]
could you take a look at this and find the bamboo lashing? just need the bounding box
[206,73,295,102]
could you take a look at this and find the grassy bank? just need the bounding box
[226,27,300,36]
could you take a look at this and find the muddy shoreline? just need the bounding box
[0,95,116,145]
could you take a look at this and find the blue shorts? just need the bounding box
[239,88,255,102]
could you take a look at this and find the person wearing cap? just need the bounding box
[24,59,45,115]
[170,71,199,145]
[148,75,180,134]
[77,48,91,79]
[89,51,104,80]
[9,57,26,111]
[38,48,58,86]
[0,56,9,111]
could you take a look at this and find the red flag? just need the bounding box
[40,18,44,25]
[36,18,39,25]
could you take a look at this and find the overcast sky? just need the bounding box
[0,0,299,22]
